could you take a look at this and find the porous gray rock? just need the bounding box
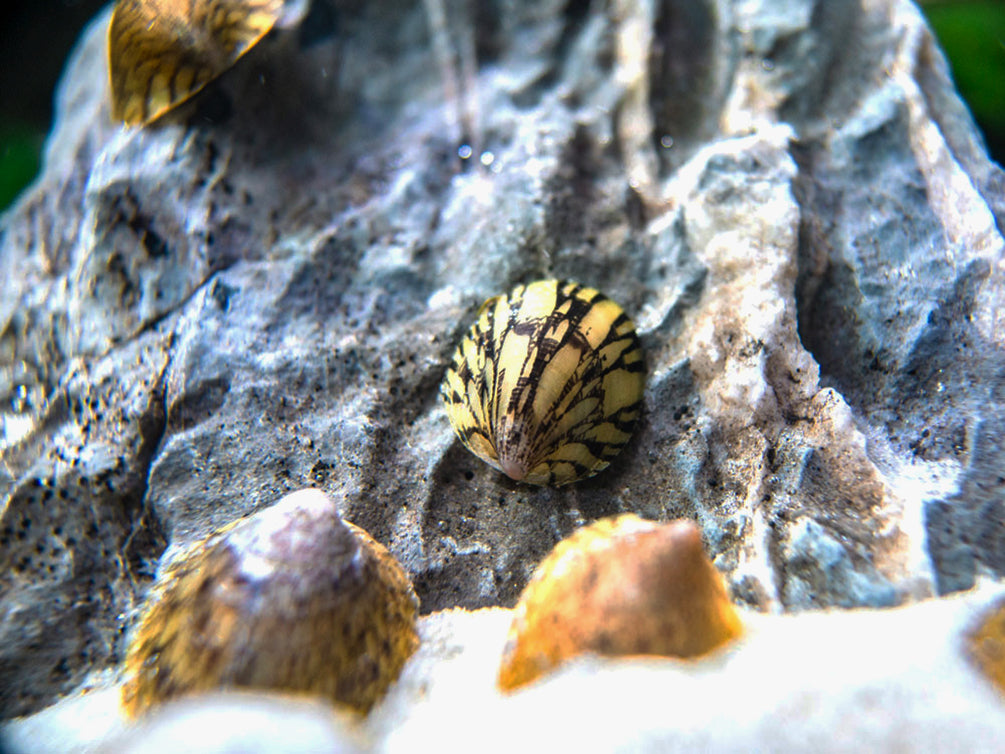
[1,0,1002,718]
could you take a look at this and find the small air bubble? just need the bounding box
[660,135,674,149]
[458,144,473,160]
[479,151,495,166]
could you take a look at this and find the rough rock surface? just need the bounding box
[0,0,1003,718]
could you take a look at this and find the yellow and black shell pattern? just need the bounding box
[108,0,286,126]
[441,279,645,486]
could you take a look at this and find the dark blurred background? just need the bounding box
[0,0,1003,212]
[1,0,108,211]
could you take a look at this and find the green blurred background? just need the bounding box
[0,0,1003,212]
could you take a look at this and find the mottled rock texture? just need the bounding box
[1,0,1002,717]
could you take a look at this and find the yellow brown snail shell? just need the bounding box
[441,279,645,486]
[121,488,419,716]
[497,515,743,692]
[108,0,288,125]
[967,595,1005,696]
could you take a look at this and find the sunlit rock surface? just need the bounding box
[1,0,1003,718]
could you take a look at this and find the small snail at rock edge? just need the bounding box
[108,0,292,125]
[120,488,419,716]
[441,279,645,486]
[498,515,743,692]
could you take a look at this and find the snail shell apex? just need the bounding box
[441,279,644,486]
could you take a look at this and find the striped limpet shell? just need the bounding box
[108,0,289,126]
[440,279,645,486]
[120,489,419,716]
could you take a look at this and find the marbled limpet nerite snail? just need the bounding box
[441,279,645,486]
